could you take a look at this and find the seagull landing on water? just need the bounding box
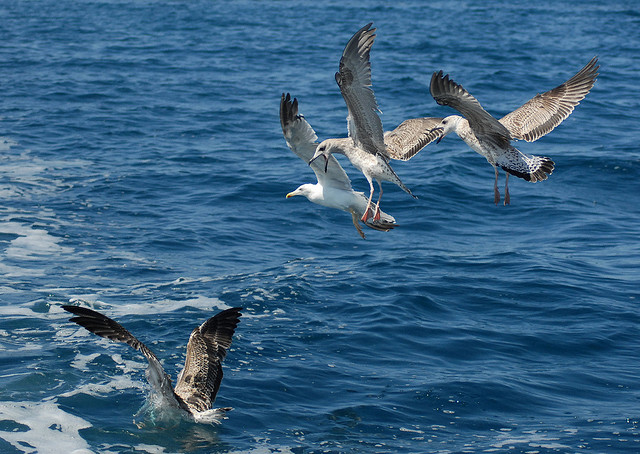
[430,57,599,205]
[280,93,397,239]
[308,23,444,223]
[63,305,242,424]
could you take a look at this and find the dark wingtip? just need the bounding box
[62,304,99,317]
[224,306,243,316]
[430,70,446,98]
[214,307,243,325]
[280,93,300,131]
[361,22,375,34]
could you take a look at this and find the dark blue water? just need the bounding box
[0,0,639,452]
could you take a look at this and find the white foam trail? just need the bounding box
[0,401,92,454]
[0,221,74,260]
[0,137,18,152]
[66,295,231,317]
[58,375,143,399]
[131,444,168,454]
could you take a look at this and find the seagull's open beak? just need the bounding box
[308,153,329,173]
[308,154,320,166]
[432,127,445,144]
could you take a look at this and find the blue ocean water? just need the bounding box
[0,0,639,452]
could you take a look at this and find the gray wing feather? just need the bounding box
[384,117,444,161]
[62,305,182,409]
[174,307,242,413]
[499,57,599,142]
[280,93,353,191]
[430,70,512,147]
[335,23,386,156]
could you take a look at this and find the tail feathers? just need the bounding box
[383,161,417,198]
[366,209,397,231]
[349,204,397,239]
[364,218,397,232]
[398,180,418,198]
[498,149,554,183]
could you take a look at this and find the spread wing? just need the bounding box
[62,305,182,409]
[173,307,242,413]
[335,23,386,157]
[499,57,599,142]
[280,93,353,191]
[384,117,444,161]
[430,70,512,148]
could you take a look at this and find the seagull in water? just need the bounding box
[309,23,443,223]
[281,93,397,239]
[63,305,242,424]
[430,57,599,205]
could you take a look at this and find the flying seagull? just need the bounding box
[430,56,599,205]
[281,93,397,239]
[63,305,242,423]
[309,23,443,222]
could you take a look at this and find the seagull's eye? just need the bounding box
[319,145,326,152]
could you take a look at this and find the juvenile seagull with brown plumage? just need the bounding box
[309,23,444,223]
[430,57,599,205]
[63,305,242,424]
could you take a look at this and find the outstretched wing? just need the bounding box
[430,70,512,147]
[384,117,444,161]
[62,305,182,409]
[499,57,599,142]
[280,93,353,191]
[335,23,386,156]
[174,307,242,413]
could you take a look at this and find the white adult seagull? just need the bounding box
[281,93,397,239]
[309,23,443,223]
[63,305,242,424]
[430,57,599,205]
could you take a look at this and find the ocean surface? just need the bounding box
[0,0,639,452]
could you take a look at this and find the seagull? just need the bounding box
[430,56,599,205]
[281,93,397,239]
[63,305,242,424]
[309,23,443,223]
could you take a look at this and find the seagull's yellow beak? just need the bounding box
[286,192,296,198]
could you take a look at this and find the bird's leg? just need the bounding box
[493,167,500,205]
[361,179,375,223]
[350,211,366,239]
[504,173,510,206]
[373,181,383,221]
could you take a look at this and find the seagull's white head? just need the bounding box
[435,115,464,143]
[286,184,314,200]
[286,184,308,199]
[286,183,324,205]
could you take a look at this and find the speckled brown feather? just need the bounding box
[500,57,599,142]
[173,307,242,413]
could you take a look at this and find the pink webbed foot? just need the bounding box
[372,206,381,221]
[361,207,372,223]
